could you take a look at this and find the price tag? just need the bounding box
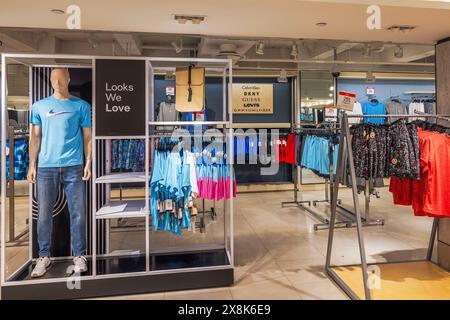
[337,91,356,111]
[366,86,375,95]
[165,86,175,96]
[193,111,205,121]
[164,199,173,211]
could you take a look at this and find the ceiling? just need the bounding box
[0,0,444,74]
[0,0,450,43]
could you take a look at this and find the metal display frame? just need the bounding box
[325,111,447,300]
[282,122,384,230]
[0,53,235,300]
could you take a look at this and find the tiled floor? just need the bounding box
[3,186,437,300]
[103,186,434,300]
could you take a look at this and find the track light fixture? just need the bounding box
[165,71,175,81]
[290,43,299,59]
[278,69,288,83]
[362,44,371,57]
[394,45,404,58]
[171,39,183,54]
[255,41,265,55]
[365,71,376,83]
[87,34,99,49]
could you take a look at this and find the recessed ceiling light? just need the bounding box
[50,9,65,14]
[290,44,299,58]
[316,22,328,27]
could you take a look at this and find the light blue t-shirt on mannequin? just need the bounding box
[30,95,91,168]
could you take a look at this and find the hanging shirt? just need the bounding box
[284,134,297,165]
[386,101,407,124]
[157,101,178,130]
[30,95,91,168]
[6,139,29,180]
[408,102,425,121]
[416,130,450,217]
[157,102,177,122]
[346,102,363,124]
[248,134,258,164]
[424,102,436,115]
[187,152,199,195]
[362,101,386,125]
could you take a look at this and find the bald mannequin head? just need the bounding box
[50,68,70,97]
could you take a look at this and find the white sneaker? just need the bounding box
[73,256,88,273]
[31,257,52,278]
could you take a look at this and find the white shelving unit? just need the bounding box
[91,58,151,275]
[0,53,234,300]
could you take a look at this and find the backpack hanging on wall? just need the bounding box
[175,65,205,112]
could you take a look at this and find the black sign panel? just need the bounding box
[95,59,146,136]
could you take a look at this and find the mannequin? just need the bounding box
[27,68,92,278]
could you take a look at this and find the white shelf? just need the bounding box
[95,172,146,184]
[96,199,148,220]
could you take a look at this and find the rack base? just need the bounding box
[328,260,450,300]
[1,250,233,300]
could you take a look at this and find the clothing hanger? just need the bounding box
[166,94,174,103]
[369,96,379,103]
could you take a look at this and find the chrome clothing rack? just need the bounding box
[281,123,383,230]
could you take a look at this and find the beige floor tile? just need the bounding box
[4,188,438,300]
[92,292,165,300]
[165,287,232,300]
[282,264,329,285]
[293,280,348,300]
[254,227,306,246]
[276,257,326,270]
[234,254,285,286]
[234,235,269,267]
[265,241,324,262]
[230,276,302,300]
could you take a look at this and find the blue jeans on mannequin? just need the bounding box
[37,165,86,257]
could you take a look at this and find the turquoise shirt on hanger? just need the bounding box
[362,101,386,125]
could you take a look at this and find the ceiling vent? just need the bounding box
[387,25,416,33]
[173,14,206,24]
[215,44,244,62]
